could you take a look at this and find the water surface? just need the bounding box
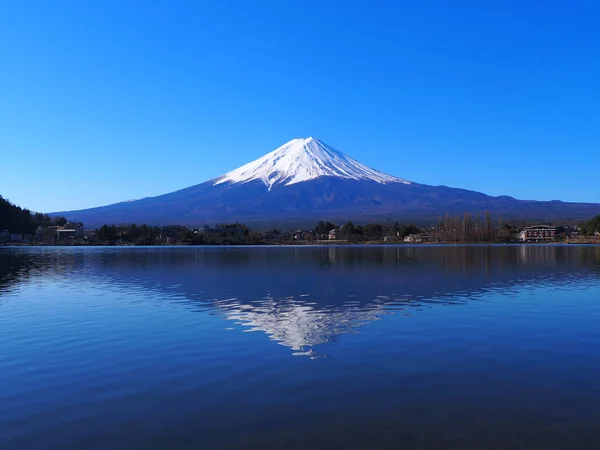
[1,245,600,449]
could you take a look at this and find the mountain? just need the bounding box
[53,137,600,227]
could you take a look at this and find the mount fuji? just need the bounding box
[54,137,599,227]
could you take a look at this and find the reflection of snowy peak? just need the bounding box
[214,137,410,190]
[216,297,386,356]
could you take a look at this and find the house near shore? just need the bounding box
[63,222,85,239]
[36,226,59,244]
[293,230,312,241]
[404,234,428,243]
[56,222,85,242]
[34,222,86,244]
[520,225,556,242]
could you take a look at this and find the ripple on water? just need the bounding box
[1,245,600,449]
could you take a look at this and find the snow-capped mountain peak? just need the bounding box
[214,137,410,189]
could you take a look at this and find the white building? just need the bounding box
[520,225,556,242]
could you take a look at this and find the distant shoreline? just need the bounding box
[2,240,599,248]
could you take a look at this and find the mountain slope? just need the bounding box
[53,138,600,227]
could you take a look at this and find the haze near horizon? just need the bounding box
[1,1,599,212]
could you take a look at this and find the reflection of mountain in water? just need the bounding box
[216,296,388,357]
[1,246,600,356]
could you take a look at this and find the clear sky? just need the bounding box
[1,0,599,213]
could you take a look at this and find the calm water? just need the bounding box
[1,245,600,449]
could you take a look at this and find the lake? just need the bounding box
[1,245,600,449]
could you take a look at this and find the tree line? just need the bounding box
[53,214,600,245]
[315,215,519,243]
[579,215,600,235]
[315,220,420,241]
[434,212,518,243]
[0,196,66,234]
[94,223,262,245]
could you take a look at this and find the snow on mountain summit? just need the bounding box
[214,137,410,189]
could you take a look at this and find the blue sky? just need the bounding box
[1,0,599,213]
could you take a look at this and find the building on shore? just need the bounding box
[34,222,85,243]
[404,234,430,243]
[56,229,77,241]
[520,225,557,242]
[63,222,85,239]
[37,226,59,244]
[0,230,9,244]
[293,230,313,241]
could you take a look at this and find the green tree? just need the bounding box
[580,215,600,235]
[0,196,50,234]
[315,221,337,235]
